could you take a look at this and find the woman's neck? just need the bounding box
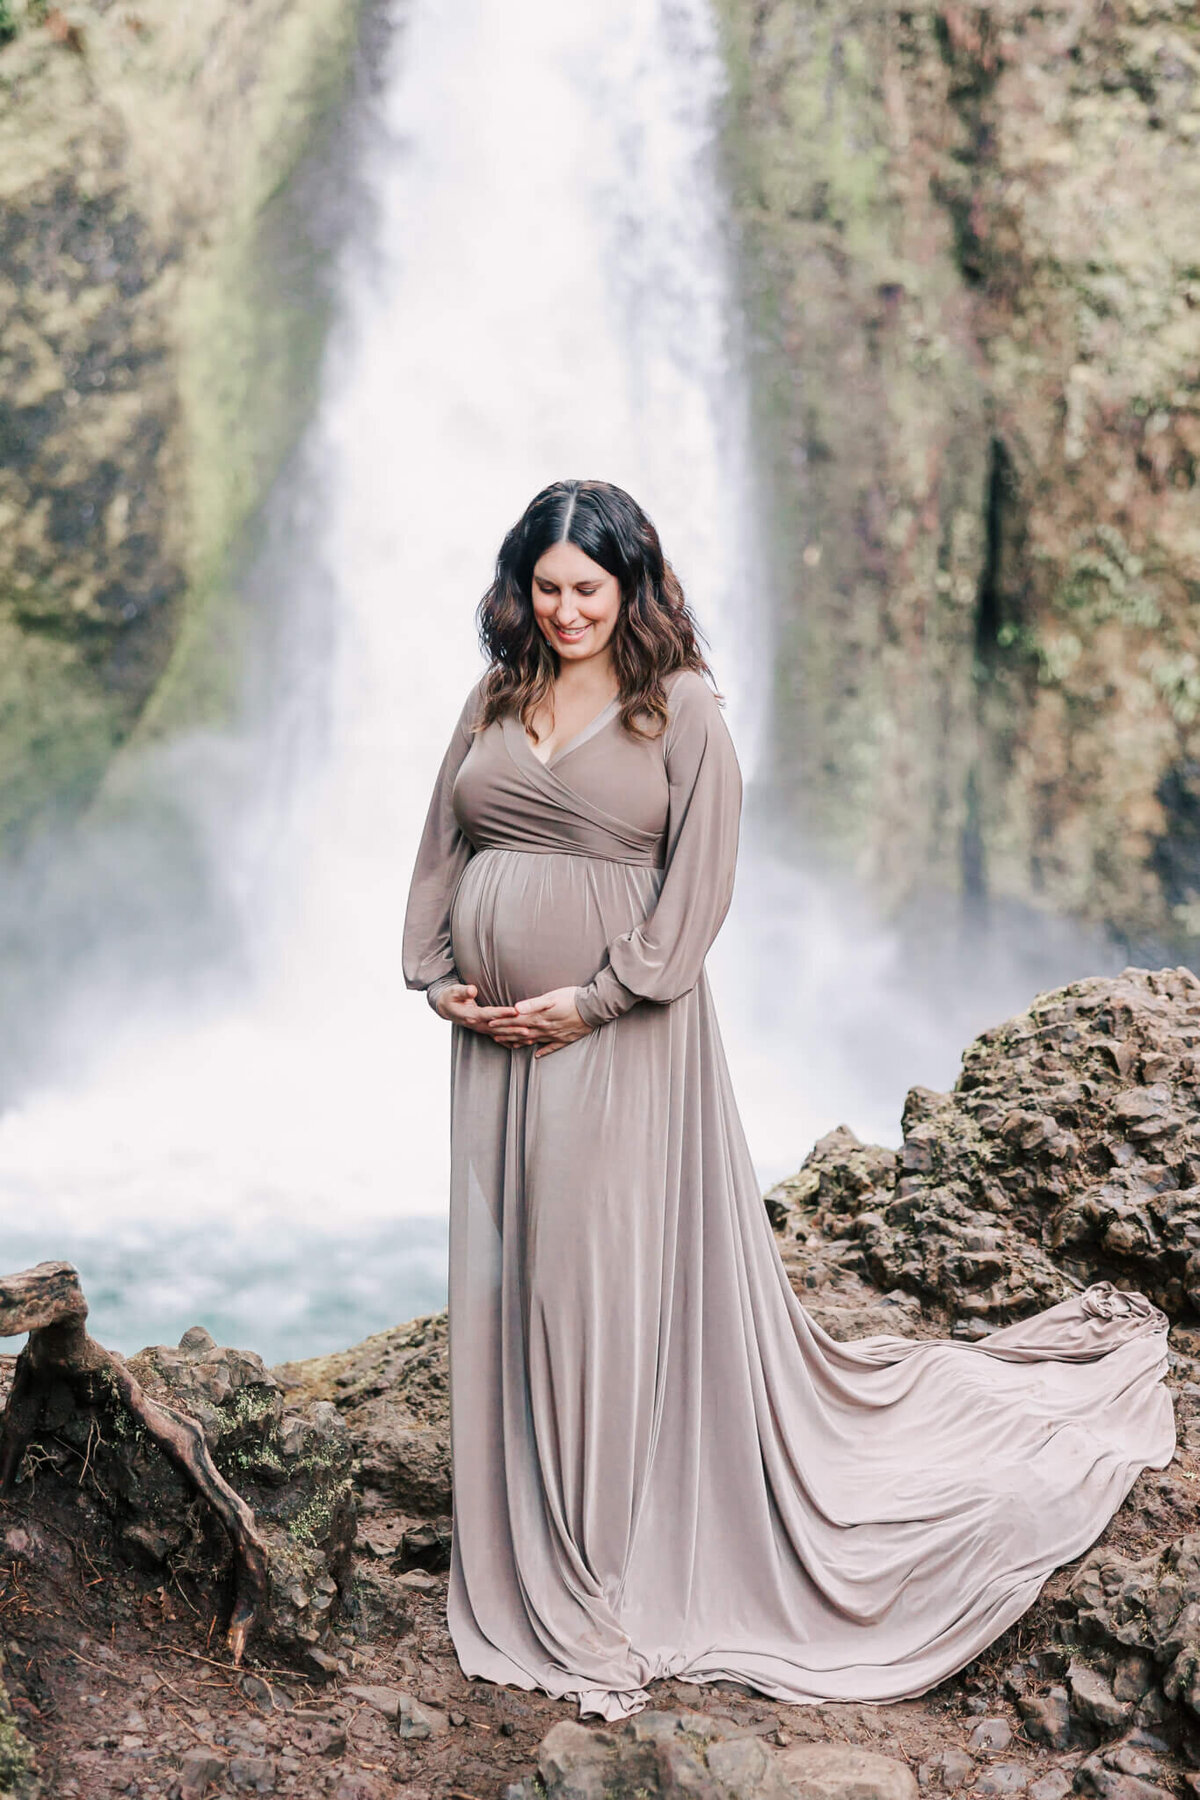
[552,653,618,705]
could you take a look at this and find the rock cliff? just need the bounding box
[716,0,1200,957]
[0,0,362,845]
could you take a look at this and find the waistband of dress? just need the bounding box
[468,840,665,872]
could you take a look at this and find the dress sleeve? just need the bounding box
[403,681,482,1012]
[574,671,742,1027]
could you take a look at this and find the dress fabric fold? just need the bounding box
[402,669,1175,1724]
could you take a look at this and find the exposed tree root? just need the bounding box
[0,1261,268,1662]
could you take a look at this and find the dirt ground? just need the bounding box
[0,1467,1107,1800]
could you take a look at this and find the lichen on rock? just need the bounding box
[714,0,1200,957]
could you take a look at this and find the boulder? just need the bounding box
[506,1709,918,1800]
[775,1741,919,1800]
[1069,1665,1134,1733]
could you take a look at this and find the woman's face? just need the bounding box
[531,541,622,665]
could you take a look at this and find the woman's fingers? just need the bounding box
[513,995,554,1017]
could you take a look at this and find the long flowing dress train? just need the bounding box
[402,668,1174,1724]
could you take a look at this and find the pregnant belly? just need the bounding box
[450,848,662,1008]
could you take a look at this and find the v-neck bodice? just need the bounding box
[522,695,622,770]
[447,701,670,867]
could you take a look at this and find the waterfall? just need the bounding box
[0,0,768,1358]
[0,0,1115,1361]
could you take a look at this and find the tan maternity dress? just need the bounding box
[402,666,1175,1723]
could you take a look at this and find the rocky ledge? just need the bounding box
[769,965,1200,1331]
[2,967,1200,1800]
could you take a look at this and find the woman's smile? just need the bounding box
[531,540,622,662]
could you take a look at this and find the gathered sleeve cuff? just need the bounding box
[573,671,742,1027]
[574,966,640,1029]
[424,972,463,1015]
[402,680,484,1004]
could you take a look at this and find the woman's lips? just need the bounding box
[552,623,588,642]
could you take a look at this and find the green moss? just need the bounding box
[229,1387,277,1426]
[285,1476,352,1548]
[1146,651,1200,727]
[227,1442,285,1477]
[0,624,124,838]
[0,1683,36,1794]
[1056,525,1162,631]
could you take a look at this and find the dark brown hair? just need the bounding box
[476,479,713,740]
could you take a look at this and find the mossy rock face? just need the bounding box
[0,0,364,847]
[715,0,1200,955]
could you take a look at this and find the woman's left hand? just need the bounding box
[486,986,592,1057]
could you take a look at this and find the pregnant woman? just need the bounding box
[403,478,1174,1723]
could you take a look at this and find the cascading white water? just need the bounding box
[0,0,1114,1361]
[0,0,770,1357]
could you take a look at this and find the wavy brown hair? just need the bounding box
[476,480,714,741]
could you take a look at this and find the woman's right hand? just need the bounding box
[435,982,519,1036]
